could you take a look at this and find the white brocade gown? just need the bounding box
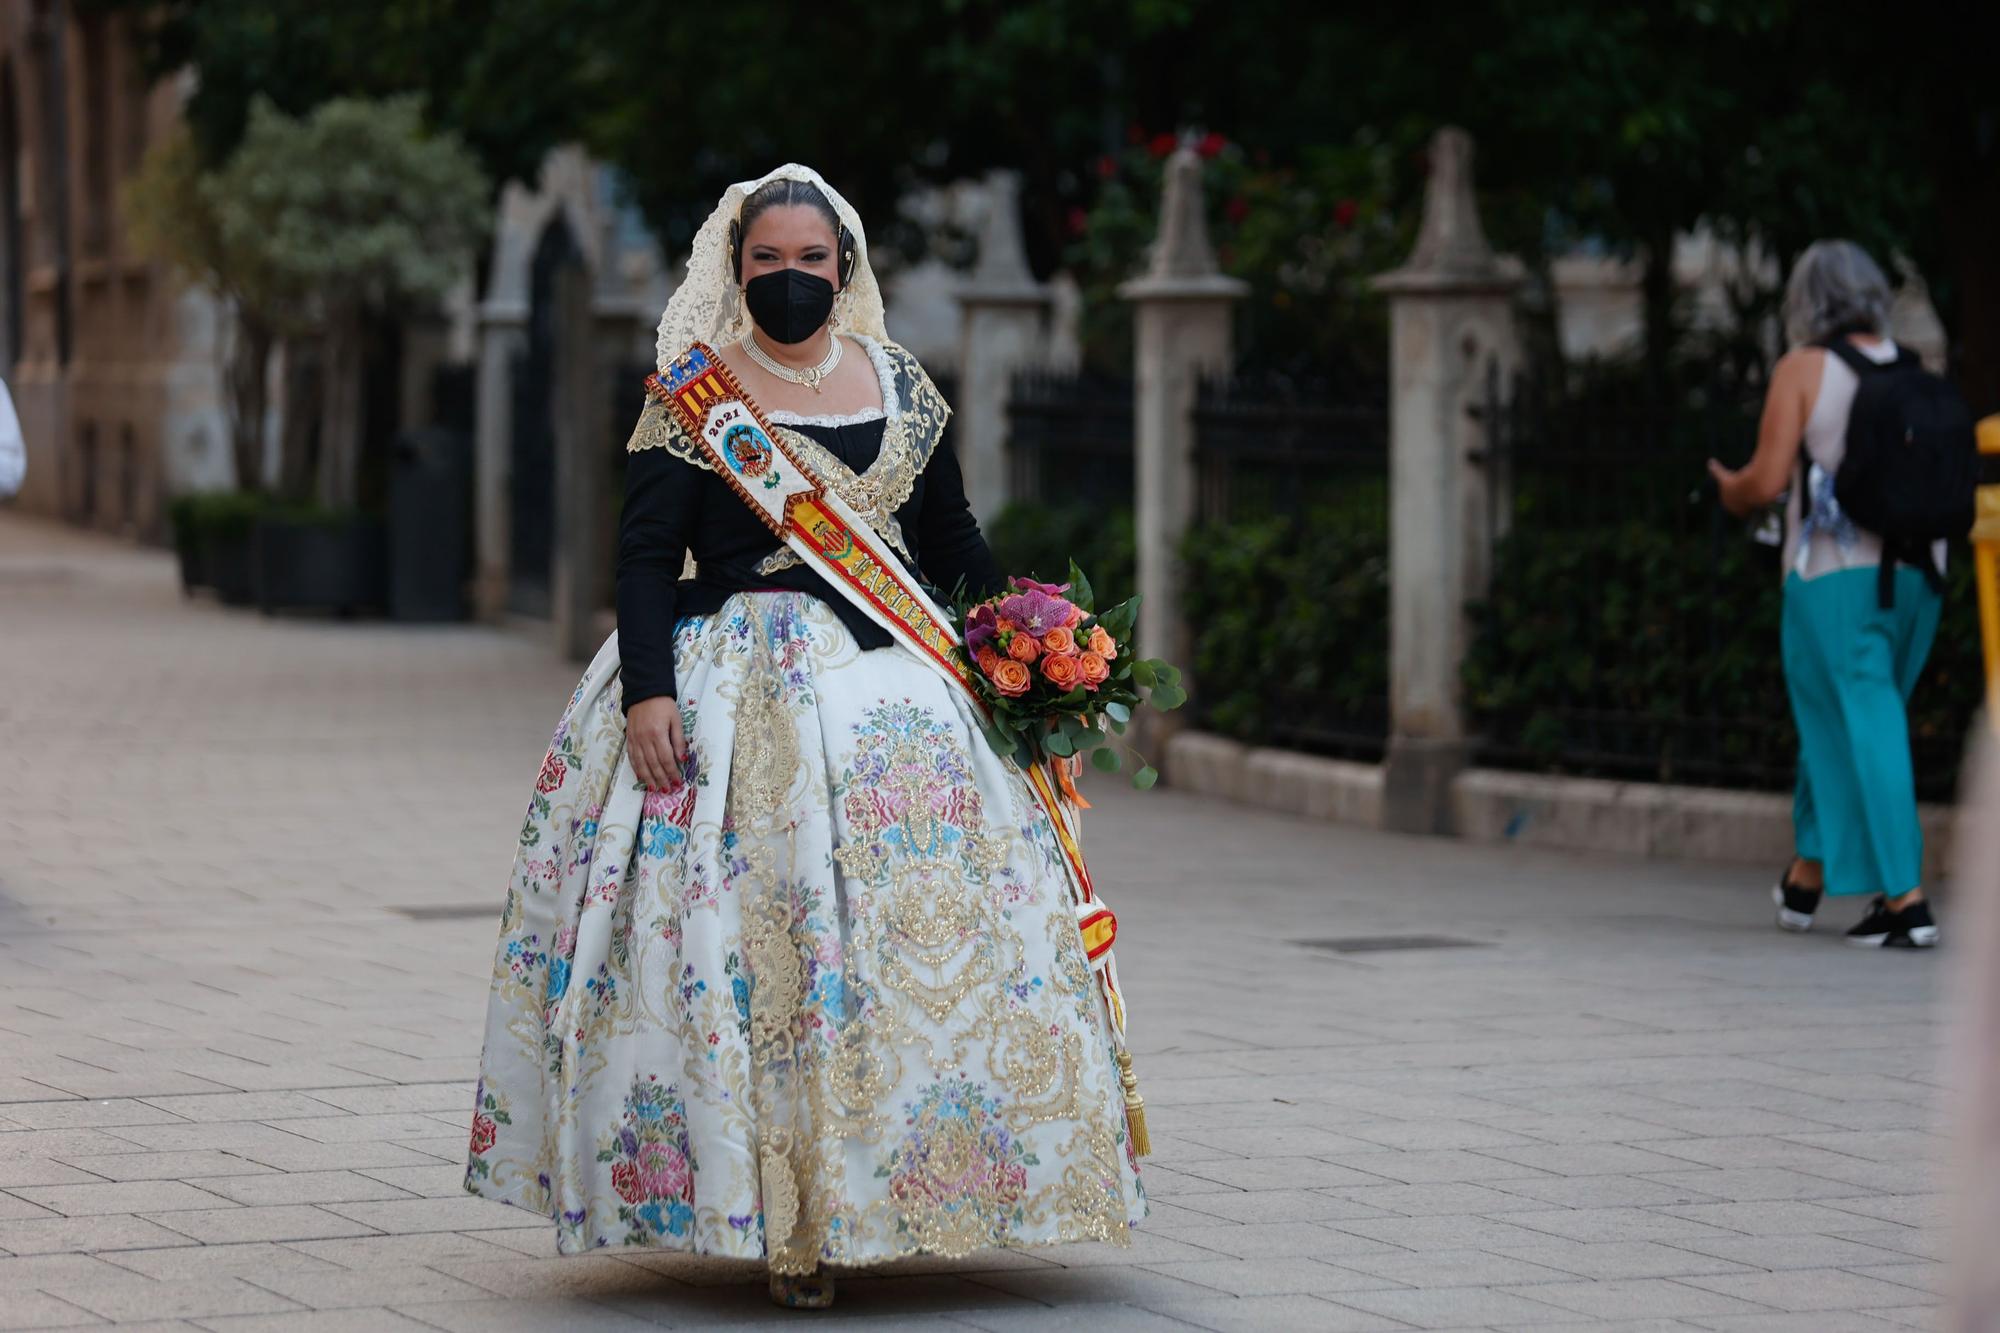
[465,591,1147,1268]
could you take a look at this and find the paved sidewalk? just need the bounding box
[0,512,1950,1331]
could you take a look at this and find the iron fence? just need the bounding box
[1466,363,1974,801]
[1004,369,1134,509]
[1193,372,1388,525]
[1186,371,1392,761]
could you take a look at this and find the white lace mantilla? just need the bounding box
[655,164,889,372]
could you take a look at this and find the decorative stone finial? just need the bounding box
[966,171,1041,294]
[1392,126,1504,282]
[1144,144,1222,280]
[1376,126,1512,294]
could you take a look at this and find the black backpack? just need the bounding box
[1816,338,1977,608]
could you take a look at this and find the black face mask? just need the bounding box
[743,268,836,345]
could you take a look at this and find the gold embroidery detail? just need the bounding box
[760,1139,802,1249]
[727,651,802,822]
[834,724,1007,1029]
[754,344,951,575]
[623,396,715,471]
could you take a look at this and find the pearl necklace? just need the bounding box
[742,330,842,394]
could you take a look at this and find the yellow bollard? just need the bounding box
[1977,416,2000,731]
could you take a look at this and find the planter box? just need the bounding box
[173,528,211,594]
[252,513,387,615]
[208,532,259,606]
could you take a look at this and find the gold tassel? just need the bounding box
[1116,1049,1151,1157]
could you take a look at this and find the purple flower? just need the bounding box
[1009,576,1071,597]
[996,590,1074,637]
[965,603,1000,653]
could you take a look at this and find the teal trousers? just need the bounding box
[1782,566,1941,897]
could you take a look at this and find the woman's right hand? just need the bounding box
[627,696,688,790]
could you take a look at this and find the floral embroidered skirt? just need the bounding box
[466,591,1146,1268]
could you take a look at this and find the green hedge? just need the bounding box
[987,485,1984,796]
[985,501,1136,606]
[167,491,269,545]
[1179,481,1389,752]
[1464,520,1984,799]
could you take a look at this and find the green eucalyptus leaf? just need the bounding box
[1104,701,1132,724]
[981,723,1021,760]
[1131,660,1158,689]
[1091,746,1122,773]
[1098,598,1139,637]
[1067,560,1094,612]
[1044,729,1077,758]
[1132,764,1160,790]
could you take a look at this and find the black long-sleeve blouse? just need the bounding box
[616,416,1001,711]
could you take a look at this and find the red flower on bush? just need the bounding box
[470,1114,497,1155]
[535,753,566,793]
[1148,132,1177,158]
[1095,153,1118,180]
[1197,131,1227,159]
[1333,198,1360,229]
[1225,196,1250,225]
[611,1159,642,1204]
[1067,206,1089,238]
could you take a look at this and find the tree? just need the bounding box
[123,130,281,493]
[208,96,489,507]
[102,0,1998,406]
[97,0,592,191]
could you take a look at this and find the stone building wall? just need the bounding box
[0,1,228,540]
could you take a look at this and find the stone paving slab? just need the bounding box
[0,514,1955,1329]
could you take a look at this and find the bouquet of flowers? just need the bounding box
[958,564,1185,788]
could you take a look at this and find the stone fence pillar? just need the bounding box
[955,172,1051,526]
[1372,127,1522,834]
[1120,145,1246,722]
[549,250,605,663]
[472,291,526,622]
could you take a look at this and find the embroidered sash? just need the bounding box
[647,343,1138,1050]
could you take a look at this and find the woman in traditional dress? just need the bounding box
[466,165,1147,1308]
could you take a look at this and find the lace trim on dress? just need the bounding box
[768,405,887,428]
[755,341,947,576]
[624,396,714,471]
[623,336,952,576]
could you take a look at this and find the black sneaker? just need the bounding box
[1845,895,1939,949]
[1772,868,1822,933]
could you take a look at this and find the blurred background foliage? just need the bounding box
[91,0,2000,410]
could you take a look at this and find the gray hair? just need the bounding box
[1783,240,1892,346]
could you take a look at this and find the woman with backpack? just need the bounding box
[1709,239,1974,949]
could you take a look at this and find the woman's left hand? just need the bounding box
[1707,458,1747,516]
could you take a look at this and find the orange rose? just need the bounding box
[1041,652,1081,689]
[1067,601,1086,626]
[976,648,1003,677]
[989,657,1033,697]
[1042,626,1076,655]
[1007,632,1041,663]
[1078,651,1110,687]
[1087,625,1116,659]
